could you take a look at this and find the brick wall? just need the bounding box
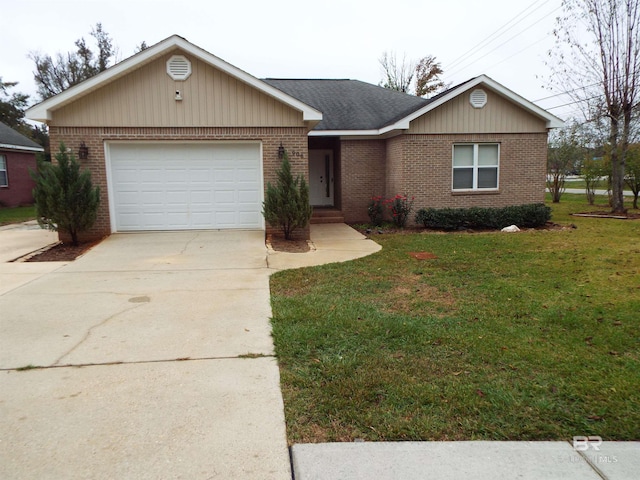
[338,132,548,225]
[401,133,549,222]
[339,139,386,223]
[49,126,309,242]
[0,150,37,207]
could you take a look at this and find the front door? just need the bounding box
[309,150,334,206]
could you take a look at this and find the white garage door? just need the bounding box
[108,143,263,231]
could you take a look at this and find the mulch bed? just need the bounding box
[26,241,100,262]
[267,236,311,253]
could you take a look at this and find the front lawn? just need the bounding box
[0,205,36,226]
[270,194,640,443]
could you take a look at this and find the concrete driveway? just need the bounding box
[0,231,290,479]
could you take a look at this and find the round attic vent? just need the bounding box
[470,89,487,108]
[166,55,192,81]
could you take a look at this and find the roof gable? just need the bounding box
[0,122,44,152]
[402,75,564,130]
[26,35,322,124]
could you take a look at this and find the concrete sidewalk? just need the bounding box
[267,223,381,271]
[291,441,639,480]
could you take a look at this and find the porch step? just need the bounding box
[311,208,345,224]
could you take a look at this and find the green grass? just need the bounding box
[270,194,640,443]
[0,205,36,226]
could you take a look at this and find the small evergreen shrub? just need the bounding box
[262,153,312,240]
[31,143,100,246]
[415,203,551,230]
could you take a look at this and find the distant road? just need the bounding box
[552,188,634,196]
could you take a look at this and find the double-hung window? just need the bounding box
[0,155,7,187]
[452,144,499,191]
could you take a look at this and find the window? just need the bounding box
[452,144,499,190]
[0,155,7,187]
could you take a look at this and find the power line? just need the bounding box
[446,0,551,71]
[446,5,562,79]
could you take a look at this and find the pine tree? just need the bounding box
[32,143,100,246]
[262,153,312,240]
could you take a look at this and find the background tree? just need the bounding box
[581,157,605,204]
[547,124,584,202]
[30,23,115,100]
[414,55,445,97]
[32,143,100,246]
[550,0,640,213]
[379,51,415,93]
[379,52,445,97]
[624,144,640,208]
[0,78,50,155]
[0,78,29,129]
[262,153,312,240]
[135,41,149,53]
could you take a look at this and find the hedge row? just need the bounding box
[414,203,551,230]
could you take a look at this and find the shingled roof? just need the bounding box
[263,79,432,131]
[0,121,43,151]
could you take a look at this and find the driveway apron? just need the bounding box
[0,231,290,479]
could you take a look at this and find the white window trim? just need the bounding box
[452,143,500,191]
[0,154,7,187]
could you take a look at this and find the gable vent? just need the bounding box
[470,89,487,108]
[166,55,192,81]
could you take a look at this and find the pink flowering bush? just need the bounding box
[385,194,414,227]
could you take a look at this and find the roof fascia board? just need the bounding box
[27,35,322,123]
[0,143,45,152]
[391,75,564,129]
[309,129,384,137]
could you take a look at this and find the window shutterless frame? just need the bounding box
[0,155,8,187]
[452,143,499,191]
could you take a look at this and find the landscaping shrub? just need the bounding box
[31,143,100,246]
[367,196,384,226]
[262,152,312,240]
[415,203,551,230]
[385,194,414,228]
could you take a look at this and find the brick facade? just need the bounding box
[49,126,309,242]
[338,132,549,224]
[0,149,37,207]
[339,139,386,223]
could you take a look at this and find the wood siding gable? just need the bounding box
[409,87,547,134]
[50,50,305,128]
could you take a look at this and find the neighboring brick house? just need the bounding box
[26,35,562,242]
[0,122,44,208]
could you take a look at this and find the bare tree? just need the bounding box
[379,52,415,93]
[550,0,640,213]
[379,52,446,97]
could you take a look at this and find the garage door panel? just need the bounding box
[109,143,262,231]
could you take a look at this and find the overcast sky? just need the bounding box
[1,0,574,120]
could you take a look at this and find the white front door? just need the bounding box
[309,150,333,206]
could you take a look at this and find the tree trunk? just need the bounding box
[609,118,626,213]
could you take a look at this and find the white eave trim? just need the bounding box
[26,35,322,123]
[308,124,402,137]
[398,75,564,130]
[0,143,44,152]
